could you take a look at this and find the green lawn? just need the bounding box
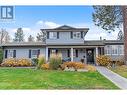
[0,67,119,89]
[110,65,127,78]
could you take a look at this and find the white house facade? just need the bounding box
[1,25,124,64]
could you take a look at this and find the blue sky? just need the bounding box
[0,6,118,41]
[0,6,93,28]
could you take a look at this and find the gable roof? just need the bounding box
[40,25,89,32]
[54,25,76,30]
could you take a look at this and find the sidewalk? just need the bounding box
[96,66,127,89]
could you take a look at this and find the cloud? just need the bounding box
[69,23,119,40]
[8,27,38,42]
[36,20,60,29]
[7,20,119,42]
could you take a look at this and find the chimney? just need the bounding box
[100,36,102,40]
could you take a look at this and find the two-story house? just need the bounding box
[1,25,124,64]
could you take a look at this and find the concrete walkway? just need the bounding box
[96,66,127,89]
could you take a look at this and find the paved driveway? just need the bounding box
[96,66,127,90]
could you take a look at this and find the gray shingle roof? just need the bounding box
[1,40,124,47]
[40,25,89,32]
[103,40,124,45]
[1,42,46,47]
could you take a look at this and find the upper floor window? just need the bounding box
[73,32,81,39]
[49,32,57,39]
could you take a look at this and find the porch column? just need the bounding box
[95,47,98,65]
[96,47,98,57]
[46,47,48,61]
[71,47,73,62]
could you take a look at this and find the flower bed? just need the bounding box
[1,58,32,67]
[61,61,96,72]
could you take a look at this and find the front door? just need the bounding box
[86,49,94,64]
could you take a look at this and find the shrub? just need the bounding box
[1,58,32,67]
[49,53,62,70]
[62,61,86,71]
[1,58,16,67]
[63,62,75,68]
[0,49,3,64]
[96,55,111,66]
[17,58,32,66]
[86,65,96,72]
[41,64,49,70]
[75,62,86,69]
[32,58,38,66]
[115,59,125,66]
[37,54,46,69]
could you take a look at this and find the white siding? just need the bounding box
[3,47,45,59]
[104,45,124,60]
[46,32,84,44]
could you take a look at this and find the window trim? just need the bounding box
[67,49,70,57]
[31,49,40,58]
[7,50,15,58]
[105,45,124,55]
[75,49,78,57]
[49,32,57,39]
[73,32,81,39]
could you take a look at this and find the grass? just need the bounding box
[0,67,119,89]
[110,65,127,78]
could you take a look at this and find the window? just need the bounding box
[118,45,124,55]
[51,50,56,53]
[67,49,70,57]
[105,45,124,55]
[31,50,40,58]
[49,32,57,39]
[50,49,58,54]
[75,49,78,57]
[73,32,81,39]
[7,50,16,58]
[105,45,111,55]
[112,46,118,55]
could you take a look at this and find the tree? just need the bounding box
[92,6,127,64]
[28,35,34,42]
[36,30,46,42]
[0,29,10,44]
[13,28,24,42]
[92,6,123,31]
[122,6,127,64]
[117,30,124,40]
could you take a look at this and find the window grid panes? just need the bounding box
[105,45,124,55]
[49,32,57,39]
[73,32,81,39]
[8,50,14,58]
[31,50,38,58]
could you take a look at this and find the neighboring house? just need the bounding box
[1,25,124,64]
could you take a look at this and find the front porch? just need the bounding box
[45,46,104,64]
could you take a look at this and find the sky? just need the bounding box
[0,6,119,41]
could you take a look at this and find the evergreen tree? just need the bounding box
[36,30,46,42]
[92,6,123,31]
[13,28,24,42]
